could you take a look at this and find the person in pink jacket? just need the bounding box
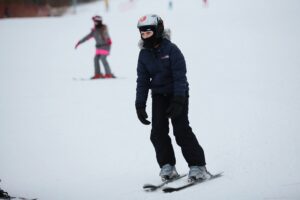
[75,15,115,79]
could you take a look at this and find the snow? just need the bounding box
[1,0,300,199]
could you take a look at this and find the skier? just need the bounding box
[135,14,212,182]
[75,15,115,79]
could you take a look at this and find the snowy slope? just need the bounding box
[1,0,300,199]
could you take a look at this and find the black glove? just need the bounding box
[136,107,151,125]
[166,96,186,119]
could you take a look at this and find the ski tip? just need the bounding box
[143,184,154,188]
[143,184,157,191]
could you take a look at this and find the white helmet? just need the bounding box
[137,14,164,38]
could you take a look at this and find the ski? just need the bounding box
[0,197,37,200]
[162,172,223,193]
[18,197,37,200]
[72,77,92,81]
[72,77,108,81]
[143,174,187,191]
[72,77,125,81]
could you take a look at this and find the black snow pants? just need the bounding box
[150,94,206,168]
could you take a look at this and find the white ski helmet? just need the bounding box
[137,14,164,38]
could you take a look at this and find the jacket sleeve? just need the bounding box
[78,30,93,44]
[135,51,151,108]
[169,44,188,97]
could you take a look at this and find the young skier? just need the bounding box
[135,14,212,182]
[75,15,115,79]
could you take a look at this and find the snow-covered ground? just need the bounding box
[1,0,300,199]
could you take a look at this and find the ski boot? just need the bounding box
[104,73,116,78]
[91,73,104,79]
[159,164,179,182]
[188,166,212,182]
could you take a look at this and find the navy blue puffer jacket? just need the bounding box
[135,38,189,108]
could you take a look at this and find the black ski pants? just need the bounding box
[150,94,206,168]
